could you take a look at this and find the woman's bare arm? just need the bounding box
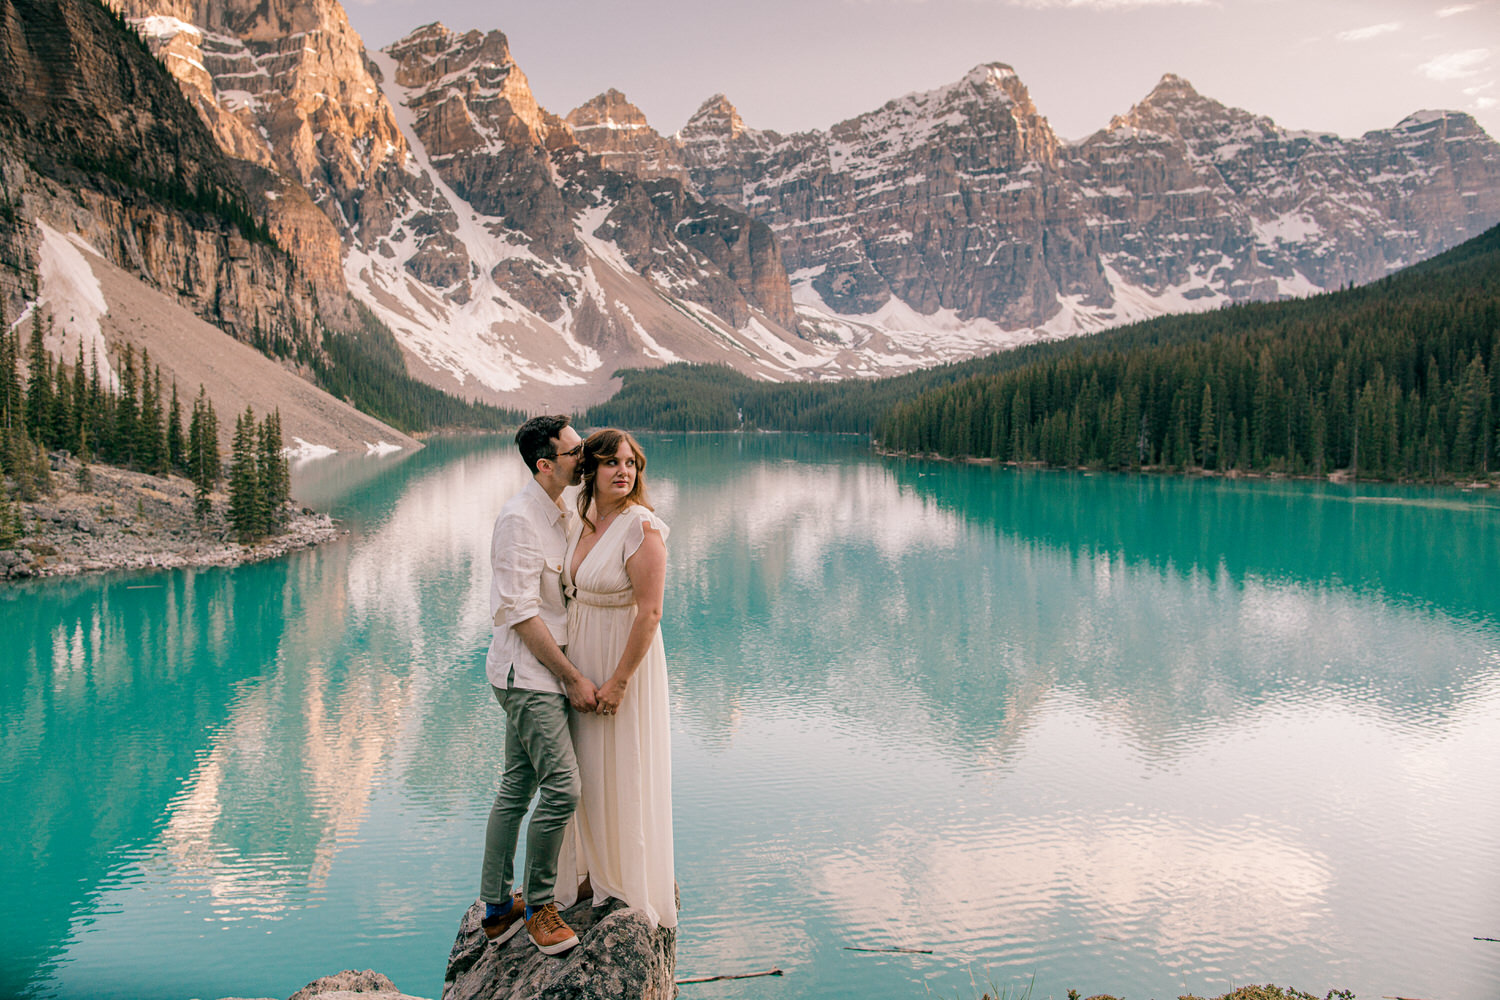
[595,522,666,714]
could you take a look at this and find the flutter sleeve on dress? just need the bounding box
[622,506,669,560]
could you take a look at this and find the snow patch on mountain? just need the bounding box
[352,49,602,392]
[1254,211,1325,245]
[37,223,117,389]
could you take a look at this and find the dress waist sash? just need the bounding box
[564,583,635,608]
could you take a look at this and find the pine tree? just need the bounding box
[12,432,52,501]
[25,311,52,445]
[0,328,17,478]
[0,324,21,433]
[148,365,167,474]
[0,488,20,548]
[31,435,53,498]
[1454,353,1491,474]
[257,408,289,527]
[1198,381,1217,469]
[113,344,138,467]
[86,344,108,460]
[51,358,75,453]
[71,342,89,458]
[166,380,185,472]
[138,353,164,474]
[227,405,262,539]
[187,386,220,520]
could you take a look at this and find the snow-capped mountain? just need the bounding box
[1,0,325,362]
[659,67,1500,347]
[1066,74,1500,303]
[74,0,1500,409]
[105,0,828,409]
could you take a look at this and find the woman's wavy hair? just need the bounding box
[577,428,652,531]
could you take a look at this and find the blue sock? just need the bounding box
[485,901,506,920]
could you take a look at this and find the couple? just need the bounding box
[478,415,675,956]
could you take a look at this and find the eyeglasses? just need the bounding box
[558,443,583,458]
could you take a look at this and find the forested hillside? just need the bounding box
[587,349,1042,433]
[590,223,1500,481]
[312,304,524,434]
[878,226,1500,479]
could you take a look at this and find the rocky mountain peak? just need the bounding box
[858,62,1021,126]
[1390,108,1484,136]
[387,21,511,85]
[567,88,650,131]
[960,62,1022,100]
[679,94,753,143]
[1108,73,1229,136]
[1149,72,1198,99]
[105,0,422,321]
[828,61,1059,170]
[384,23,558,147]
[675,93,776,169]
[565,90,693,186]
[114,0,391,124]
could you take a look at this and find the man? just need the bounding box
[479,415,597,955]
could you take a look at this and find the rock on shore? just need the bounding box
[443,897,676,1000]
[218,968,430,1000]
[2,454,341,580]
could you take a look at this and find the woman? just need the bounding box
[562,428,676,930]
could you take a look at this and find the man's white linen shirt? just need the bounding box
[487,479,573,694]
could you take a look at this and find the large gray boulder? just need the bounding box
[287,970,417,1000]
[442,898,676,1000]
[216,968,430,1000]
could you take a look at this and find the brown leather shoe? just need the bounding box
[576,874,592,903]
[525,902,579,955]
[481,893,525,944]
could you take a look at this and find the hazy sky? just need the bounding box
[342,0,1500,142]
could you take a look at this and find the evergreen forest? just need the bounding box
[310,303,524,434]
[588,222,1500,482]
[0,305,290,544]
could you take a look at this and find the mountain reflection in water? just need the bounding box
[4,434,1496,1000]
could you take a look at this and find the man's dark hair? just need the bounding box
[515,414,571,474]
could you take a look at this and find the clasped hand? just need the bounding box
[565,675,626,715]
[565,675,598,713]
[594,676,626,716]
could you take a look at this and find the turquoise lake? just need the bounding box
[4,433,1499,1000]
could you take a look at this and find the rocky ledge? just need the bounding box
[443,897,676,1000]
[220,969,427,1000]
[2,455,341,580]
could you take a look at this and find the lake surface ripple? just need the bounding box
[5,434,1498,1000]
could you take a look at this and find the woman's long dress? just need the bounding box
[563,504,676,929]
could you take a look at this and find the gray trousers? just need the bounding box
[479,684,580,908]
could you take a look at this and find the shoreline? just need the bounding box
[874,446,1500,492]
[3,455,343,581]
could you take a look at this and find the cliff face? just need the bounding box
[380,24,793,327]
[0,0,320,355]
[383,24,580,278]
[17,0,1498,404]
[348,23,804,405]
[1067,75,1500,300]
[568,68,1500,342]
[96,0,807,406]
[672,66,1106,327]
[108,0,424,324]
[565,90,694,188]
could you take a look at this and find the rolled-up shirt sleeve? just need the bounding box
[493,511,544,629]
[486,482,569,694]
